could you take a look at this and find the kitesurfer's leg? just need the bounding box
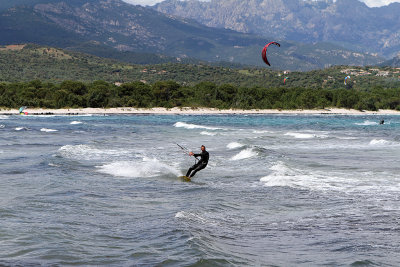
[186,163,198,177]
[188,163,206,178]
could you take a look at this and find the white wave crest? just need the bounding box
[15,127,30,131]
[175,211,212,225]
[0,115,9,120]
[369,139,390,146]
[97,157,181,178]
[285,132,327,139]
[260,161,333,190]
[175,211,186,218]
[174,122,221,130]
[231,148,256,161]
[59,144,131,161]
[355,120,378,126]
[0,124,5,129]
[260,162,299,187]
[40,128,58,132]
[253,130,272,134]
[227,142,244,150]
[200,131,216,136]
[70,121,83,125]
[260,161,376,192]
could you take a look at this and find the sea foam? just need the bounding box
[259,161,332,190]
[59,144,131,161]
[174,211,213,225]
[70,121,83,125]
[40,128,58,132]
[15,127,29,131]
[355,120,378,126]
[369,139,391,146]
[285,132,327,139]
[253,130,272,134]
[260,161,367,192]
[97,157,181,178]
[231,148,256,161]
[174,121,221,130]
[260,162,297,187]
[200,131,216,136]
[227,142,244,150]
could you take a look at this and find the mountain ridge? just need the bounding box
[154,0,400,58]
[0,0,385,70]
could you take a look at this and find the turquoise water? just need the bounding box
[1,114,400,266]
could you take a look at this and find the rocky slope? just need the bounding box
[0,0,384,70]
[155,0,400,58]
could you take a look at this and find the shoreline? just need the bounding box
[1,107,400,115]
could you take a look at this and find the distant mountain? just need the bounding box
[381,55,400,67]
[154,0,400,58]
[0,0,384,70]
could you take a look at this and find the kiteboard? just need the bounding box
[179,176,191,182]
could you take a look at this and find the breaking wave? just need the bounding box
[40,128,58,132]
[285,132,328,139]
[174,122,222,130]
[97,157,181,178]
[227,142,244,150]
[231,148,257,161]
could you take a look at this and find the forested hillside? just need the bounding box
[1,45,400,111]
[1,44,399,90]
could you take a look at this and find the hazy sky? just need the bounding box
[122,0,400,7]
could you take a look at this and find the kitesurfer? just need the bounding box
[380,119,385,125]
[186,145,209,178]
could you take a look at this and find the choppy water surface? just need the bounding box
[1,114,400,266]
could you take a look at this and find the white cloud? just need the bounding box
[122,0,400,7]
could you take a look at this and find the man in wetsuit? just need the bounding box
[186,145,209,178]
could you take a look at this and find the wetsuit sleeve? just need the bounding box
[193,151,209,164]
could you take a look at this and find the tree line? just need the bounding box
[1,80,400,111]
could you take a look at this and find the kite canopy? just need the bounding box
[262,42,281,66]
[19,106,27,113]
[284,77,288,84]
[344,76,351,85]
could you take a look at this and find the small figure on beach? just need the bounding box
[186,145,209,179]
[380,119,384,125]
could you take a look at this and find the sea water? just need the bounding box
[0,114,400,266]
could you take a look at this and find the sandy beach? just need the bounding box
[1,107,400,115]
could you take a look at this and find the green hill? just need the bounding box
[0,44,399,90]
[1,44,399,111]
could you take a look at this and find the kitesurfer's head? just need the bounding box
[201,145,205,151]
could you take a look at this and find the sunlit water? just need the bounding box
[1,114,400,266]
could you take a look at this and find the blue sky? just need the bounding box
[122,0,400,7]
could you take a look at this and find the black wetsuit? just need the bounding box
[186,150,209,178]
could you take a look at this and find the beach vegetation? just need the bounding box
[1,80,399,111]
